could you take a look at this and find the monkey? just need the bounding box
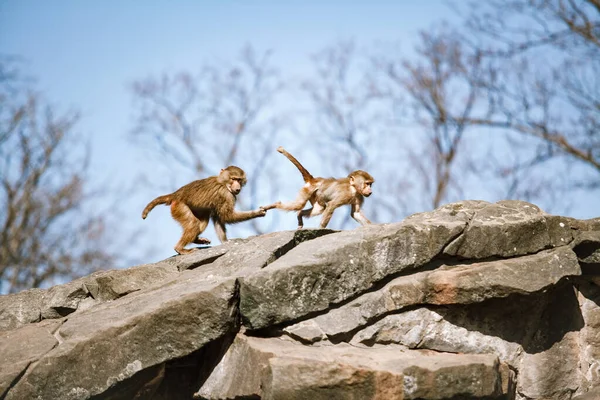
[262,147,374,229]
[142,166,267,255]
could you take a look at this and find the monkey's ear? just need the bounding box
[349,176,355,184]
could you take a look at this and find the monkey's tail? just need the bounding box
[142,194,173,219]
[277,146,314,183]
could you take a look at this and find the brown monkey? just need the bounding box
[263,147,374,229]
[142,166,267,255]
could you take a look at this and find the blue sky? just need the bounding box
[0,1,456,185]
[2,1,463,263]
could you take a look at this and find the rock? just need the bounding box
[240,214,467,330]
[0,319,62,397]
[3,276,239,400]
[573,386,600,400]
[351,307,524,366]
[0,288,44,332]
[351,283,585,400]
[194,229,335,279]
[0,229,331,334]
[517,283,584,400]
[1,200,599,400]
[197,334,513,400]
[40,278,95,319]
[285,246,580,341]
[573,231,600,270]
[443,200,573,259]
[574,280,600,396]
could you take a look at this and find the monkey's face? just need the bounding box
[362,181,373,197]
[350,173,374,197]
[349,170,375,197]
[220,166,247,195]
[228,178,243,195]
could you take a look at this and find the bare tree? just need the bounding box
[378,27,488,209]
[301,41,402,225]
[0,59,115,293]
[368,0,599,215]
[130,45,285,235]
[451,0,600,208]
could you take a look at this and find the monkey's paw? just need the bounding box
[260,202,281,210]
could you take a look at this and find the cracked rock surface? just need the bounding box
[1,200,599,399]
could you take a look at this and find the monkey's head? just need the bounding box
[219,166,247,195]
[349,170,374,197]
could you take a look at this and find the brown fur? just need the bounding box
[262,147,374,228]
[142,166,266,254]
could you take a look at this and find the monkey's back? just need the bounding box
[173,177,232,211]
[315,177,351,203]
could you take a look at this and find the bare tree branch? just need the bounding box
[0,58,116,293]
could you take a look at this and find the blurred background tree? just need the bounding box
[0,59,118,293]
[443,0,599,207]
[129,45,286,237]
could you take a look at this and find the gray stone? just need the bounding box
[0,288,44,332]
[0,319,62,397]
[240,215,467,330]
[351,283,585,400]
[3,275,239,400]
[0,201,598,400]
[198,334,512,400]
[444,200,573,259]
[286,247,580,341]
[516,283,585,400]
[351,307,523,366]
[578,281,600,394]
[40,278,95,319]
[572,231,600,266]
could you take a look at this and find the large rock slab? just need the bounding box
[0,230,331,334]
[3,275,238,400]
[1,200,598,400]
[0,319,62,397]
[197,334,513,400]
[240,209,469,330]
[0,288,45,332]
[285,246,580,341]
[351,307,524,366]
[516,283,584,400]
[350,283,585,400]
[577,281,600,394]
[1,229,334,400]
[443,200,573,259]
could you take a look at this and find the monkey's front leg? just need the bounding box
[214,220,228,243]
[319,204,338,229]
[351,203,371,226]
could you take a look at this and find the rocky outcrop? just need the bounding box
[1,200,599,400]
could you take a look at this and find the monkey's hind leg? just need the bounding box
[171,202,209,255]
[297,202,324,229]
